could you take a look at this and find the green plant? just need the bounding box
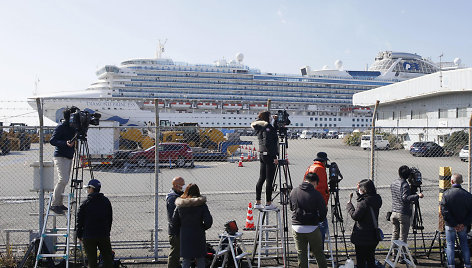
[0,250,17,268]
[444,131,468,154]
[344,132,362,146]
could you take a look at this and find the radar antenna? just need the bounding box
[157,39,168,58]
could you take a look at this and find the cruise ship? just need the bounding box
[29,46,458,130]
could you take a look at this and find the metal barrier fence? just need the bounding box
[1,114,472,264]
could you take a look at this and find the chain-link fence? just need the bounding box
[1,102,472,265]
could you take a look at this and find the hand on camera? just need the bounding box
[348,192,353,204]
[66,140,75,147]
[418,193,424,198]
[274,159,279,165]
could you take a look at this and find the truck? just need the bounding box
[360,135,390,150]
[83,121,121,167]
[192,140,253,161]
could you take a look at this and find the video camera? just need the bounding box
[275,110,290,138]
[69,107,101,140]
[408,167,422,194]
[327,162,343,192]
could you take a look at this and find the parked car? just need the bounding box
[288,132,299,139]
[128,142,194,168]
[360,135,389,150]
[409,142,444,157]
[326,131,339,139]
[459,145,469,162]
[299,130,313,139]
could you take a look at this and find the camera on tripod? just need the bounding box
[275,110,290,138]
[69,107,101,140]
[327,162,343,193]
[407,167,422,194]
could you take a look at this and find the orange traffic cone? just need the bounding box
[243,202,255,230]
[238,153,244,167]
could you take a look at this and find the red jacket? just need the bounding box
[304,161,329,205]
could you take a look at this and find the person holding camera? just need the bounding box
[440,173,472,268]
[390,165,424,243]
[50,108,77,214]
[290,172,328,268]
[347,179,382,268]
[251,111,279,210]
[304,152,330,246]
[172,184,213,268]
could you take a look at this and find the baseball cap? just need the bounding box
[84,179,101,189]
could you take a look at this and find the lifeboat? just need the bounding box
[143,101,164,108]
[353,107,371,113]
[223,103,243,109]
[171,102,192,108]
[198,102,218,109]
[249,104,268,110]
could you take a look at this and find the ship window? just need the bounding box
[324,118,327,121]
[310,118,313,121]
[352,119,355,122]
[329,118,332,121]
[339,118,341,121]
[333,118,336,121]
[334,124,337,127]
[352,124,355,127]
[329,124,332,127]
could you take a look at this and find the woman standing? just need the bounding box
[251,111,279,210]
[346,179,382,268]
[172,184,213,268]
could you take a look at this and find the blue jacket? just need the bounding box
[50,122,76,159]
[441,184,472,227]
[166,189,182,235]
[76,192,113,239]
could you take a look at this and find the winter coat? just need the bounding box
[172,196,213,258]
[441,184,472,228]
[50,122,76,159]
[390,178,419,216]
[304,161,329,205]
[346,193,382,245]
[77,192,113,239]
[290,182,327,226]
[251,120,278,158]
[166,189,182,236]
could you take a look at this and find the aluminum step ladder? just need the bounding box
[308,226,335,268]
[34,193,73,268]
[252,208,285,268]
[385,240,416,268]
[210,232,253,268]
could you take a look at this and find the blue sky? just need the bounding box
[0,0,471,123]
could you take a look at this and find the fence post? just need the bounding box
[35,98,45,232]
[370,100,380,182]
[154,99,160,260]
[438,167,452,231]
[469,115,472,192]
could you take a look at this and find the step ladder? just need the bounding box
[210,232,253,268]
[252,208,285,268]
[34,193,73,268]
[385,240,416,268]
[308,226,335,268]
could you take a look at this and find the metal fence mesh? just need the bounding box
[1,111,472,264]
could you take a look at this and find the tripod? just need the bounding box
[69,133,96,265]
[329,185,349,265]
[411,195,426,256]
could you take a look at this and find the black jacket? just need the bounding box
[289,182,327,226]
[251,120,278,158]
[77,192,113,239]
[390,178,419,216]
[172,196,213,258]
[441,184,472,227]
[346,193,382,245]
[166,188,182,235]
[50,122,76,159]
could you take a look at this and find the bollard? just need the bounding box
[438,166,452,231]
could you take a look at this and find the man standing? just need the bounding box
[50,107,77,214]
[390,165,423,243]
[441,173,472,268]
[77,179,113,268]
[167,177,185,268]
[304,152,330,245]
[290,172,328,268]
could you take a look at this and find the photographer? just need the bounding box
[49,107,77,214]
[304,152,330,246]
[251,111,279,210]
[390,165,424,243]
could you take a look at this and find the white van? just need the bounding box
[360,135,389,150]
[299,130,314,139]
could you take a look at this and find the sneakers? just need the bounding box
[254,203,264,210]
[264,203,278,210]
[50,206,65,215]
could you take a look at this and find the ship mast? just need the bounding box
[156,39,168,59]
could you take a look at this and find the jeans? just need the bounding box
[293,228,327,268]
[355,244,377,268]
[168,235,180,268]
[319,218,329,249]
[52,157,72,206]
[256,155,276,203]
[445,225,471,267]
[391,212,410,243]
[182,257,205,268]
[82,237,113,268]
